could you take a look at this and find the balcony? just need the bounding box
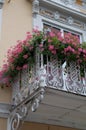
[1,31,85,130]
[10,53,86,130]
[10,56,86,130]
[12,56,86,101]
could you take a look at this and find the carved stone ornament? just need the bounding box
[67,16,74,24]
[32,0,39,15]
[54,11,60,20]
[61,0,75,5]
[83,23,86,30]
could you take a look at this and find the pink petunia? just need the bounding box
[48,45,54,51]
[23,64,28,69]
[23,54,28,59]
[16,66,22,71]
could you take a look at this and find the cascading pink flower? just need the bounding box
[49,32,55,37]
[64,46,76,54]
[39,44,44,52]
[16,66,22,71]
[48,45,54,51]
[48,45,56,55]
[23,54,28,59]
[0,29,86,86]
[23,64,28,69]
[64,32,80,46]
[48,39,52,43]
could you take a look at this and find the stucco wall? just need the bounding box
[0,0,32,103]
[0,0,32,66]
[0,118,7,130]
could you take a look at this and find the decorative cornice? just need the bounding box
[39,6,85,30]
[61,0,76,5]
[39,0,86,20]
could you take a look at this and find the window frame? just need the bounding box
[43,22,82,43]
[33,14,86,43]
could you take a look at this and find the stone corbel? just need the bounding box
[32,0,39,17]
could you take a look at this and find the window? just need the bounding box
[43,23,82,43]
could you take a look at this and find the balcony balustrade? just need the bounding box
[12,50,86,105]
[7,44,86,130]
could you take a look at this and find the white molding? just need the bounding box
[33,14,43,30]
[39,0,86,19]
[42,16,83,33]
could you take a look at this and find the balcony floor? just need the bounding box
[26,88,86,130]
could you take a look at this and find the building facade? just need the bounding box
[0,0,86,130]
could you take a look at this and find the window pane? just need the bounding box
[43,24,60,34]
[64,30,80,43]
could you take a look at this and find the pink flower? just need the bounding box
[16,66,22,71]
[51,50,56,55]
[32,28,39,33]
[26,34,32,41]
[39,44,44,52]
[49,32,55,37]
[29,46,33,50]
[40,48,44,52]
[83,49,86,54]
[78,48,83,52]
[23,54,28,59]
[39,44,43,48]
[23,64,28,69]
[48,45,54,51]
[48,39,52,43]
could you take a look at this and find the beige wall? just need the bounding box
[0,0,32,66]
[0,0,32,103]
[21,122,79,130]
[0,118,7,130]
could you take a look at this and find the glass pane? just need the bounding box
[43,24,60,35]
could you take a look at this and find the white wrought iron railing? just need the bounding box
[12,47,86,105]
[9,46,86,130]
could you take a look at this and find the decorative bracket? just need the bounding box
[7,87,45,130]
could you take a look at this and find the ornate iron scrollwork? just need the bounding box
[46,56,63,89]
[9,45,86,130]
[65,61,84,95]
